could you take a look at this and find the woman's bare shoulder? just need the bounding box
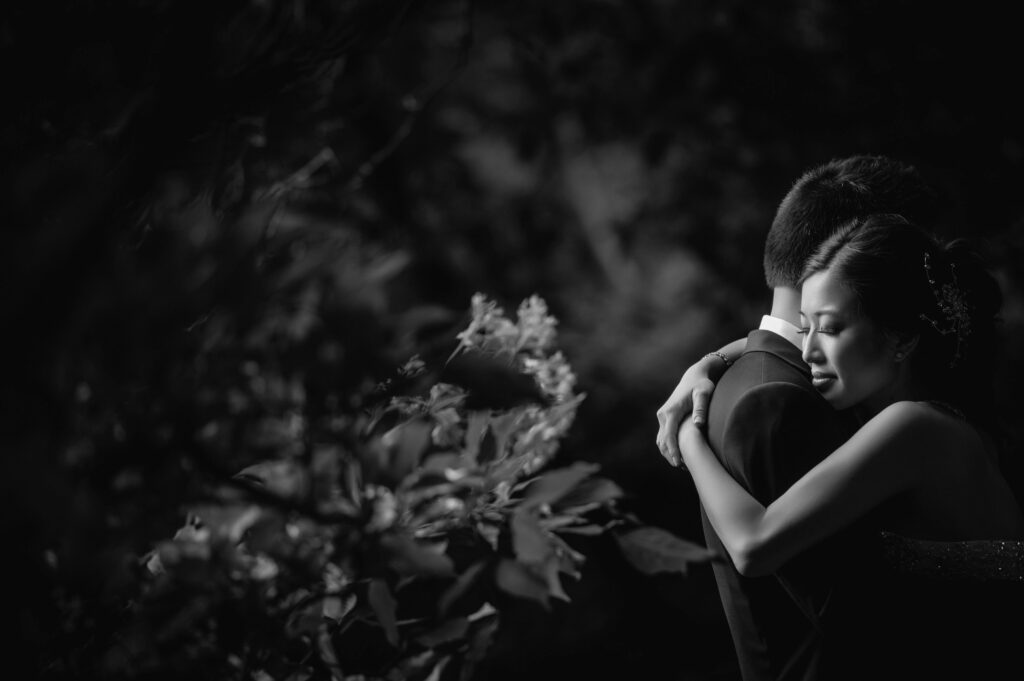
[853,401,960,461]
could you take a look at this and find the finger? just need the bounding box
[662,413,682,466]
[656,435,679,467]
[691,387,711,428]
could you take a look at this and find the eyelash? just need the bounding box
[798,327,837,335]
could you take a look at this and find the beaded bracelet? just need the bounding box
[702,351,733,367]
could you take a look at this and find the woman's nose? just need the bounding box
[801,333,820,365]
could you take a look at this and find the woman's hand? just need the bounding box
[655,338,745,467]
[655,364,718,467]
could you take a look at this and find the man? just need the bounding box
[655,155,937,681]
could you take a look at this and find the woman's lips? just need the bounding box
[811,372,836,389]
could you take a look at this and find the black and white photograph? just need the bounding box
[5,2,1024,680]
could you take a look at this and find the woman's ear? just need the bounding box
[892,334,919,363]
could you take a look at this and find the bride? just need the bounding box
[673,214,1024,678]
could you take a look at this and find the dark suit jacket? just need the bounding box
[701,329,859,681]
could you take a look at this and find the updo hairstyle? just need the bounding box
[800,213,1002,423]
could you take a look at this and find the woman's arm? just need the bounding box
[679,400,933,576]
[656,337,747,466]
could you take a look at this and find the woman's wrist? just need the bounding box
[699,351,731,381]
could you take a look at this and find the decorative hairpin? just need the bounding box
[919,251,972,367]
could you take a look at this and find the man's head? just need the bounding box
[763,155,937,289]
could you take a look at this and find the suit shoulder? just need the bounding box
[723,381,835,431]
[728,349,809,387]
[733,380,821,407]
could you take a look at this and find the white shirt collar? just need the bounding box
[759,314,803,349]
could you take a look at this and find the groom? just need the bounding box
[657,156,937,681]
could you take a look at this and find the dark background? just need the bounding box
[4,1,1024,679]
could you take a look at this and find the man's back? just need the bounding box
[702,329,857,681]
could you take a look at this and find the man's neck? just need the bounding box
[769,286,801,327]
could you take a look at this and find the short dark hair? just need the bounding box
[763,155,937,288]
[801,214,1001,423]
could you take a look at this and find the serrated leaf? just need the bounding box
[368,579,400,647]
[614,526,718,576]
[519,462,600,509]
[494,559,549,609]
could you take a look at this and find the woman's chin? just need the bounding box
[819,386,853,411]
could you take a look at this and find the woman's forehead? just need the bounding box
[800,267,858,315]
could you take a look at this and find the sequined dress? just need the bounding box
[845,531,1024,679]
[878,530,1024,582]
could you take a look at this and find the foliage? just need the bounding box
[42,284,713,681]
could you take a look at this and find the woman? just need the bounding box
[678,214,1024,677]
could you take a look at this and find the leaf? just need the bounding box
[476,521,500,550]
[518,462,600,509]
[379,533,455,578]
[494,559,549,609]
[551,476,623,512]
[487,411,520,463]
[510,510,554,564]
[541,555,571,602]
[415,617,471,648]
[243,512,287,553]
[382,418,432,481]
[322,593,357,623]
[368,579,400,647]
[234,460,310,500]
[425,656,451,681]
[438,560,488,617]
[463,411,490,463]
[461,614,499,681]
[191,504,263,542]
[550,523,606,536]
[317,621,344,681]
[614,526,719,576]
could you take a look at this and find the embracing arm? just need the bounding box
[656,337,747,466]
[679,399,932,576]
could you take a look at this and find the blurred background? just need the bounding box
[4,1,1024,679]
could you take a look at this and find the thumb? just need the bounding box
[691,387,711,427]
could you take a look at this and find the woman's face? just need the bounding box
[799,267,900,412]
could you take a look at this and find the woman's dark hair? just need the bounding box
[800,213,1002,423]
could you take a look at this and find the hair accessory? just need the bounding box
[919,251,971,367]
[702,351,733,367]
